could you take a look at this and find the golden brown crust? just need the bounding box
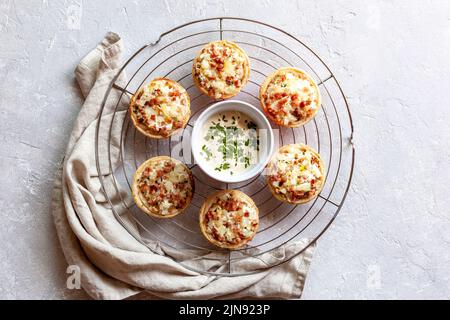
[129,78,191,139]
[199,190,259,249]
[132,156,194,218]
[259,67,321,127]
[192,40,250,100]
[266,144,326,204]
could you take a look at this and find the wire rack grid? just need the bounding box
[94,17,355,276]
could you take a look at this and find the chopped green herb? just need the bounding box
[201,145,213,161]
[244,156,251,168]
[247,121,257,130]
[202,112,260,174]
[215,162,231,172]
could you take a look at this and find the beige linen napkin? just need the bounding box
[51,32,316,300]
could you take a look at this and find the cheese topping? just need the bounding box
[193,41,248,100]
[136,159,193,216]
[262,70,320,126]
[131,79,189,137]
[268,145,323,202]
[203,191,258,246]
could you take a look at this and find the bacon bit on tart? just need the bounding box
[261,68,320,127]
[193,40,250,100]
[130,78,190,138]
[201,191,258,248]
[134,157,194,217]
[267,144,324,204]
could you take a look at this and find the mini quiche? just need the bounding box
[129,78,191,138]
[192,40,250,100]
[199,190,259,249]
[260,67,321,127]
[132,156,194,218]
[266,144,325,204]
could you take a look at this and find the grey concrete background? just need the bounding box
[0,0,449,299]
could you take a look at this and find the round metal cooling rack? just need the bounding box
[95,17,355,276]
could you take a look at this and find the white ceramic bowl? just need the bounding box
[191,100,274,184]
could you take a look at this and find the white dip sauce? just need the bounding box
[200,111,260,176]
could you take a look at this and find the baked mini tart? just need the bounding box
[266,144,325,204]
[132,156,194,218]
[192,40,250,100]
[199,190,259,249]
[260,67,321,127]
[129,78,191,138]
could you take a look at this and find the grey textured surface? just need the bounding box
[0,0,449,300]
